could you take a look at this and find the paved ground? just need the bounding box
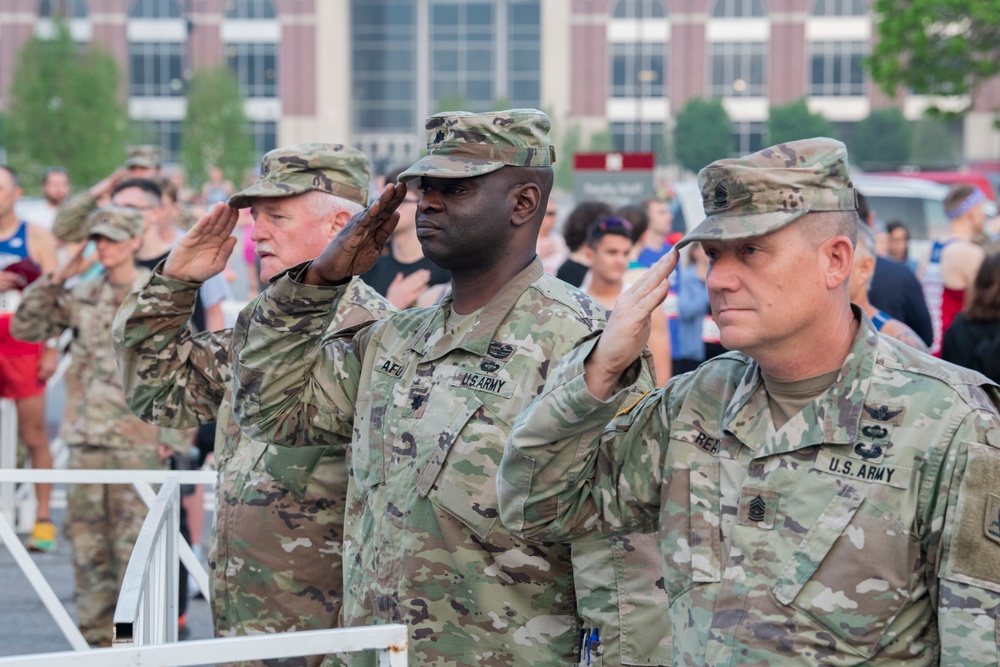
[0,504,214,659]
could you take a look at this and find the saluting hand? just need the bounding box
[305,182,407,286]
[163,203,240,283]
[585,249,679,400]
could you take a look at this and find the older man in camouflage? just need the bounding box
[498,138,1000,665]
[113,144,393,667]
[11,206,190,646]
[229,109,672,666]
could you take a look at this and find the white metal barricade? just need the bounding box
[113,476,181,647]
[0,626,409,666]
[0,468,215,651]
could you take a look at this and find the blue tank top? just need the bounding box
[870,309,892,332]
[0,221,30,270]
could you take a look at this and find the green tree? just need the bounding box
[435,94,470,114]
[867,0,1000,116]
[768,98,834,144]
[587,127,614,152]
[5,22,127,191]
[181,66,254,189]
[674,98,731,173]
[550,121,581,192]
[910,118,962,167]
[850,108,913,170]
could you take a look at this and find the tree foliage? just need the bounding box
[767,98,834,145]
[867,0,1000,116]
[181,66,254,189]
[850,108,913,169]
[674,98,731,173]
[5,22,127,192]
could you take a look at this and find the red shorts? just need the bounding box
[0,313,45,400]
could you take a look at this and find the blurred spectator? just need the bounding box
[615,204,649,270]
[675,243,712,373]
[201,166,234,207]
[23,167,71,231]
[850,222,928,351]
[858,192,933,346]
[636,198,672,265]
[361,166,451,308]
[920,184,988,355]
[555,200,611,287]
[941,252,1000,383]
[0,164,59,553]
[124,145,161,179]
[536,199,568,274]
[582,216,671,384]
[886,219,918,273]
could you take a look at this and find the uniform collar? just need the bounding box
[722,305,878,457]
[406,258,544,363]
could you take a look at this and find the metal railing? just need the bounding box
[0,625,409,666]
[0,468,215,651]
[113,476,181,647]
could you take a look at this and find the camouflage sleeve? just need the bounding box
[52,191,98,243]
[932,405,1000,664]
[232,262,363,449]
[113,268,233,428]
[10,274,72,342]
[499,335,668,543]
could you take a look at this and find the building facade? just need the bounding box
[1,0,998,176]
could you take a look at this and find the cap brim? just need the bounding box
[228,182,311,209]
[88,225,131,242]
[674,209,808,250]
[397,154,505,182]
[125,160,156,169]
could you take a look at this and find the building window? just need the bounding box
[611,121,665,155]
[508,0,541,108]
[128,0,182,19]
[226,42,278,98]
[351,0,417,132]
[710,42,766,96]
[811,0,866,16]
[712,0,766,17]
[224,0,277,19]
[611,42,665,98]
[131,119,181,164]
[249,120,277,158]
[129,41,184,97]
[612,0,666,19]
[732,121,764,156]
[430,2,496,111]
[39,0,88,17]
[809,41,865,96]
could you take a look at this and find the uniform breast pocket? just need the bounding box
[415,394,507,540]
[350,398,387,499]
[658,460,722,603]
[771,481,920,653]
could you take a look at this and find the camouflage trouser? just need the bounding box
[209,438,347,667]
[66,445,164,647]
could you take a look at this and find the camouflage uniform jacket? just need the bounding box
[53,191,99,243]
[499,310,1000,665]
[232,258,673,667]
[112,267,393,489]
[11,269,188,452]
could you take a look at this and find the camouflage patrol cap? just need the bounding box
[125,145,162,170]
[86,206,143,242]
[397,108,556,182]
[229,143,370,209]
[676,138,857,249]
